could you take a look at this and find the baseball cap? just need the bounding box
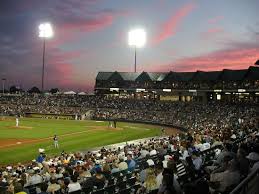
[246,152,259,161]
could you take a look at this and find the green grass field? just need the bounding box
[0,117,161,165]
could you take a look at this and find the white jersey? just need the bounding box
[16,118,19,127]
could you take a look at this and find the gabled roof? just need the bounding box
[108,71,124,81]
[136,72,152,82]
[95,66,257,82]
[119,72,141,81]
[192,71,221,81]
[178,72,196,81]
[147,73,167,81]
[156,73,168,81]
[245,66,259,80]
[219,69,248,81]
[163,72,195,82]
[96,72,113,81]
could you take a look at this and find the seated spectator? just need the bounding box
[68,175,81,193]
[246,151,259,172]
[47,177,61,193]
[140,147,150,158]
[150,146,157,156]
[13,182,26,194]
[173,154,187,180]
[39,182,49,194]
[111,163,120,174]
[91,169,106,189]
[102,163,111,178]
[236,148,249,178]
[158,173,177,194]
[126,154,136,172]
[192,151,202,171]
[27,169,43,186]
[206,143,236,172]
[118,157,128,171]
[138,168,159,193]
[210,159,240,193]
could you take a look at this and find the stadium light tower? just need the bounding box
[2,78,6,94]
[128,28,146,72]
[38,22,53,92]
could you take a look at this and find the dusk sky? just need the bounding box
[0,0,258,91]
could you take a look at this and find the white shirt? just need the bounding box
[156,172,163,186]
[180,150,189,160]
[118,161,128,171]
[201,143,210,151]
[193,157,203,170]
[140,149,149,158]
[68,182,81,193]
[27,174,43,185]
[150,149,157,156]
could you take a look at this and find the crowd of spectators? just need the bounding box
[96,79,259,90]
[0,121,259,194]
[0,94,259,193]
[0,94,257,131]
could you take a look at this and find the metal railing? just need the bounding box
[230,168,259,194]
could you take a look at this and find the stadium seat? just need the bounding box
[148,189,158,194]
[69,190,82,194]
[118,187,132,194]
[104,184,116,194]
[91,188,105,194]
[127,177,136,187]
[117,180,127,190]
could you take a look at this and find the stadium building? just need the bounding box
[95,66,259,103]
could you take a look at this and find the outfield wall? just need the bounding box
[25,112,75,120]
[93,118,187,132]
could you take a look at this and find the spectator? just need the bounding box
[68,175,81,193]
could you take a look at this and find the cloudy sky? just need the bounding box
[0,0,258,91]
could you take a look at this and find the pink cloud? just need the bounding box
[61,14,114,32]
[152,2,196,45]
[149,47,259,72]
[208,16,224,24]
[206,27,224,34]
[202,27,224,39]
[49,14,114,47]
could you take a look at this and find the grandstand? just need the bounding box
[0,67,258,194]
[95,66,259,103]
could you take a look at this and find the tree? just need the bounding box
[28,86,41,93]
[9,85,19,93]
[49,88,59,94]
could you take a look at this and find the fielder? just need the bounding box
[16,117,19,127]
[53,135,59,148]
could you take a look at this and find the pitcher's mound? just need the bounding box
[7,126,33,130]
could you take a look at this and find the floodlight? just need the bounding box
[38,22,53,92]
[128,29,146,48]
[39,23,53,38]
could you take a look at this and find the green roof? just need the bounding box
[96,66,258,82]
[96,72,113,80]
[219,69,248,81]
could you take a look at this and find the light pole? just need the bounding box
[128,28,146,72]
[38,23,53,92]
[2,78,6,94]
